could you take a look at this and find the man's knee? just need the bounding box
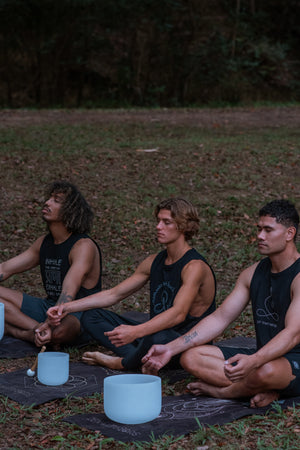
[52,318,80,344]
[81,310,93,329]
[246,362,275,390]
[1,298,21,319]
[51,327,79,344]
[180,348,200,372]
[0,294,23,310]
[81,308,104,329]
[146,330,174,347]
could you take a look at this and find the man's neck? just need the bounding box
[48,222,72,245]
[270,246,300,273]
[165,240,191,265]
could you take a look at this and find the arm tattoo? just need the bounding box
[183,330,198,345]
[57,291,74,305]
[0,274,3,282]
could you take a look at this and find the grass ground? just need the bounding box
[0,106,299,448]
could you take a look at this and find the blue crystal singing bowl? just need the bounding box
[0,303,4,341]
[104,374,162,424]
[37,352,69,386]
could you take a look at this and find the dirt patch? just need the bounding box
[1,106,300,129]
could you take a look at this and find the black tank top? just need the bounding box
[40,233,102,301]
[250,257,300,352]
[149,248,216,334]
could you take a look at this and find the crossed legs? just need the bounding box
[0,287,38,342]
[0,286,81,346]
[180,344,295,407]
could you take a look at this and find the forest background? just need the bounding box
[0,0,299,108]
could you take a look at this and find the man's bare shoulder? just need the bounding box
[291,271,300,298]
[181,257,211,275]
[72,236,97,247]
[32,234,47,250]
[139,253,158,269]
[129,253,157,278]
[238,261,260,286]
[68,236,102,256]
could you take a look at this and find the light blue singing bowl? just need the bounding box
[37,352,69,386]
[104,374,162,424]
[0,303,4,341]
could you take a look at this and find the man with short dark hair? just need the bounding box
[0,180,102,347]
[47,197,216,370]
[142,199,300,408]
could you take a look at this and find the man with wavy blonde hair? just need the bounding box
[154,197,200,240]
[47,197,216,370]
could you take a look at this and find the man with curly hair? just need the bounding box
[47,197,216,370]
[0,181,102,347]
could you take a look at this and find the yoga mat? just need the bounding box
[0,362,122,406]
[1,355,299,444]
[0,336,38,358]
[64,394,300,443]
[0,334,257,403]
[0,361,188,405]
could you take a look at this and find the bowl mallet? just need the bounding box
[27,345,46,376]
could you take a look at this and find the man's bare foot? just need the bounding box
[250,391,279,408]
[187,380,217,397]
[82,351,124,370]
[188,381,280,406]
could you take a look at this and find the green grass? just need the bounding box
[0,107,299,448]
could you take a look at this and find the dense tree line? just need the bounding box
[0,0,299,107]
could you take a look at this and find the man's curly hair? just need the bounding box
[44,181,94,234]
[155,197,199,241]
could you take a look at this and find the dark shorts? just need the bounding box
[217,345,300,397]
[21,293,83,324]
[279,353,300,397]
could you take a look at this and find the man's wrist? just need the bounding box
[43,319,54,329]
[133,324,144,340]
[250,352,261,369]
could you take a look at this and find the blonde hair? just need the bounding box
[155,197,199,240]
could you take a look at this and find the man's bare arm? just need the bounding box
[142,265,256,371]
[47,254,155,322]
[0,236,43,281]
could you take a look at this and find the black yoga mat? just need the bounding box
[1,361,299,444]
[0,361,187,405]
[0,362,119,406]
[64,394,300,443]
[0,335,257,404]
[1,350,299,444]
[0,335,38,358]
